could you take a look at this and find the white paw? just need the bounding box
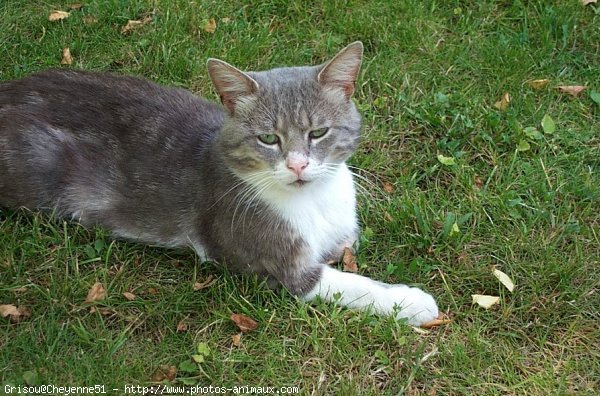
[380,285,439,326]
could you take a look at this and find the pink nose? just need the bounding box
[286,157,308,177]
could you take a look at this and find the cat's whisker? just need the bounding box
[210,170,273,209]
[230,176,273,234]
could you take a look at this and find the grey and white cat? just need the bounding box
[0,42,438,325]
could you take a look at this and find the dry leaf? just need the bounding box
[472,294,500,309]
[193,274,216,291]
[581,0,597,5]
[527,79,550,90]
[420,313,452,329]
[151,365,177,382]
[12,287,28,293]
[203,18,217,33]
[85,282,107,303]
[492,267,515,292]
[69,3,84,10]
[231,333,242,347]
[49,10,70,21]
[221,17,232,24]
[230,313,258,332]
[147,287,159,295]
[474,175,484,190]
[89,306,112,316]
[1,304,31,322]
[176,318,188,332]
[122,292,136,301]
[342,247,358,272]
[558,85,587,97]
[383,181,394,193]
[60,48,72,65]
[83,15,98,24]
[494,92,510,111]
[383,211,394,222]
[121,16,152,34]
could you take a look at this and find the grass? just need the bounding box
[1,0,599,394]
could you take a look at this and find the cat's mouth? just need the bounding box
[291,179,308,187]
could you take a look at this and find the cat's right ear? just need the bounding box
[206,59,259,115]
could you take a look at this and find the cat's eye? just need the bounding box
[258,134,280,145]
[309,128,329,140]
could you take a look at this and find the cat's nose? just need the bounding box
[286,154,309,177]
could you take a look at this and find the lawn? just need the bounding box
[1,0,599,394]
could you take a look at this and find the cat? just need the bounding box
[0,42,439,325]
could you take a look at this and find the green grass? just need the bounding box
[1,0,599,394]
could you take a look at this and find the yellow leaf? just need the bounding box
[493,92,510,111]
[121,16,152,34]
[492,268,515,292]
[85,282,107,303]
[581,0,597,5]
[60,48,72,65]
[203,18,217,33]
[48,10,70,21]
[527,79,550,90]
[472,294,500,309]
[557,85,587,97]
[231,333,242,347]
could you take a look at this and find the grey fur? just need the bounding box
[0,43,363,296]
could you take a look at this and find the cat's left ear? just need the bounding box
[206,58,259,114]
[317,41,363,99]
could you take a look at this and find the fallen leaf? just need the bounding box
[12,287,28,293]
[383,182,394,193]
[524,126,544,140]
[121,16,152,34]
[558,85,586,97]
[193,275,216,291]
[48,10,70,21]
[147,287,159,295]
[231,333,242,347]
[342,247,358,272]
[527,79,550,90]
[69,3,84,10]
[420,313,452,329]
[472,294,500,309]
[122,292,136,301]
[60,48,72,65]
[85,282,107,303]
[494,92,510,111]
[383,211,394,222]
[203,18,217,33]
[176,318,188,332]
[89,307,112,316]
[492,267,515,292]
[541,114,556,135]
[230,313,258,332]
[581,0,597,5]
[1,304,31,322]
[474,175,484,190]
[437,154,456,166]
[221,17,232,24]
[83,15,98,24]
[151,365,177,382]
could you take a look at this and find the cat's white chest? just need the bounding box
[265,165,358,260]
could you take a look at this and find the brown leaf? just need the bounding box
[49,10,70,21]
[89,306,113,316]
[581,0,597,5]
[1,304,31,322]
[342,247,358,272]
[85,282,107,303]
[151,365,177,382]
[203,18,217,33]
[494,92,510,111]
[147,287,159,295]
[60,48,73,65]
[557,85,587,97]
[230,313,258,332]
[69,3,84,10]
[420,313,452,329]
[193,274,216,291]
[121,16,152,34]
[12,287,28,293]
[176,318,188,332]
[383,181,394,193]
[231,333,242,347]
[527,79,550,90]
[474,175,484,190]
[122,292,136,301]
[83,15,98,24]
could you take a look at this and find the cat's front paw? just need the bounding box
[382,285,439,326]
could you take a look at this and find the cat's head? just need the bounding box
[207,42,363,193]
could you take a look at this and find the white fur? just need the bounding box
[304,266,439,326]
